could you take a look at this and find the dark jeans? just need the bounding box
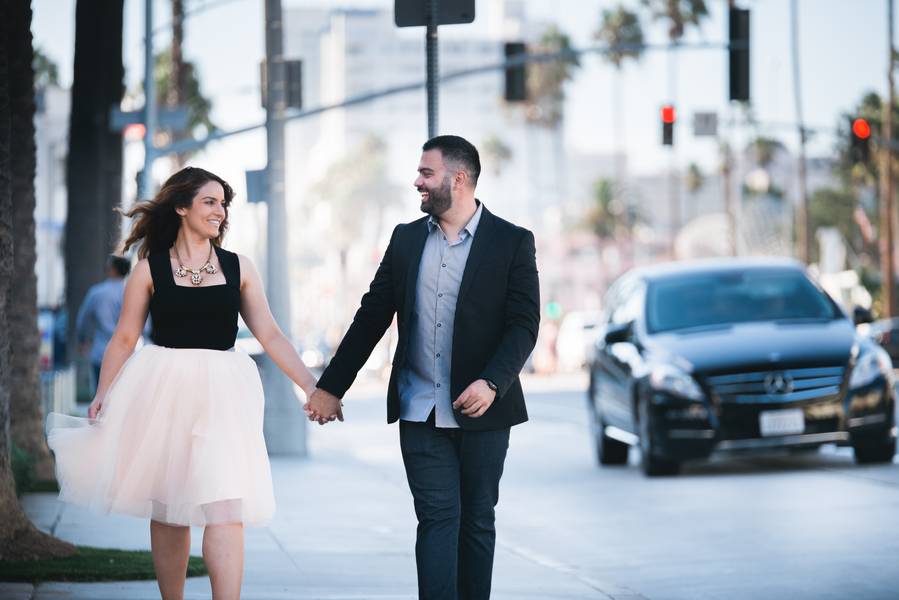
[399,413,511,600]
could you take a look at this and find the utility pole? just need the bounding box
[139,0,156,200]
[426,0,438,138]
[882,0,896,317]
[261,0,306,455]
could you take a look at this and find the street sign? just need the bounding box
[246,168,268,204]
[693,112,718,137]
[394,0,474,27]
[109,106,189,132]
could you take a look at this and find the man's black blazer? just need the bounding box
[316,204,540,431]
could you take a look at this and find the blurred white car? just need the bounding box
[556,310,601,372]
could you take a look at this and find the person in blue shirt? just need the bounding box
[75,255,132,390]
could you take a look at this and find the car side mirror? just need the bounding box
[853,306,873,326]
[604,321,633,345]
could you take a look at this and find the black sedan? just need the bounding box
[587,259,896,476]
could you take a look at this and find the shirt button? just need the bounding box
[438,293,443,298]
[437,323,442,328]
[436,383,441,388]
[436,353,441,358]
[442,263,446,268]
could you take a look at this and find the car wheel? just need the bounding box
[595,412,629,466]
[853,433,897,464]
[638,396,681,476]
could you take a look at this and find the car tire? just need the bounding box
[638,396,681,477]
[853,433,897,464]
[595,413,629,466]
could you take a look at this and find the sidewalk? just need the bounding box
[2,374,632,599]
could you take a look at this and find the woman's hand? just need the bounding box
[88,395,105,419]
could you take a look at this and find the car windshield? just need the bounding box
[646,269,840,334]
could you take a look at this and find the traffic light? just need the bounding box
[729,7,750,102]
[504,42,527,102]
[661,104,675,146]
[850,117,871,163]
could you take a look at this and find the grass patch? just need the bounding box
[0,546,207,583]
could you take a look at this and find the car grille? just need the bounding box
[703,366,845,404]
[701,366,846,440]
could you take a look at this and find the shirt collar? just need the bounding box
[427,200,484,239]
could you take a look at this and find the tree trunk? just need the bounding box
[9,0,54,482]
[0,0,75,560]
[171,0,188,168]
[65,0,125,364]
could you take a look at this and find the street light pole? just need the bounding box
[262,0,306,455]
[140,0,156,200]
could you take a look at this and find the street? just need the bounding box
[5,373,899,599]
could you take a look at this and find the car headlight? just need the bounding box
[649,364,704,401]
[849,347,894,389]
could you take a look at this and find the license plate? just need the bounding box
[759,409,805,437]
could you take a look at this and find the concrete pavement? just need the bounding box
[2,374,637,599]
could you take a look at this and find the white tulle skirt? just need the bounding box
[46,345,275,527]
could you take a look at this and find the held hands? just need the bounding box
[304,388,344,425]
[452,379,497,418]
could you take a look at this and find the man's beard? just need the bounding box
[419,175,452,216]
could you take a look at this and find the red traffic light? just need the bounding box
[852,118,871,140]
[661,105,676,124]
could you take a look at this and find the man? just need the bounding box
[307,135,540,599]
[75,255,132,390]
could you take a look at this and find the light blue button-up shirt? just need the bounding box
[398,202,484,428]
[75,278,125,365]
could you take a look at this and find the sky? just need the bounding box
[32,0,895,178]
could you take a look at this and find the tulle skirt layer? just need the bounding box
[47,345,275,527]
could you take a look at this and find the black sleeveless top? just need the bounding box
[148,246,241,350]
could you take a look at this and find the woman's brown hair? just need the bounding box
[120,167,234,259]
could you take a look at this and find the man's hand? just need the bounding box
[452,379,497,418]
[304,388,344,425]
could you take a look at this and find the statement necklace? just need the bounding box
[173,243,217,286]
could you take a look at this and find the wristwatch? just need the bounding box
[483,378,498,392]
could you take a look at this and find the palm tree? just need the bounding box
[0,0,76,560]
[481,134,513,176]
[640,0,710,249]
[157,0,216,168]
[790,0,811,264]
[65,0,125,368]
[154,48,216,167]
[10,7,55,484]
[685,162,704,221]
[525,26,580,211]
[595,5,644,185]
[312,136,401,311]
[596,6,644,243]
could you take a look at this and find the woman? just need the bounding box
[47,167,319,600]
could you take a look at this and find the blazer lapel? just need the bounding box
[402,218,430,320]
[457,206,497,306]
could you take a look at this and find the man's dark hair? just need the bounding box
[107,255,131,278]
[422,135,481,187]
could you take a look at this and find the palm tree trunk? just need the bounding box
[9,0,54,482]
[171,0,189,168]
[790,0,811,265]
[881,0,896,317]
[0,0,76,560]
[65,0,125,365]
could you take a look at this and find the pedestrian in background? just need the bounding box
[75,255,132,392]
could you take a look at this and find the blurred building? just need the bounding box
[34,83,70,309]
[281,4,567,346]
